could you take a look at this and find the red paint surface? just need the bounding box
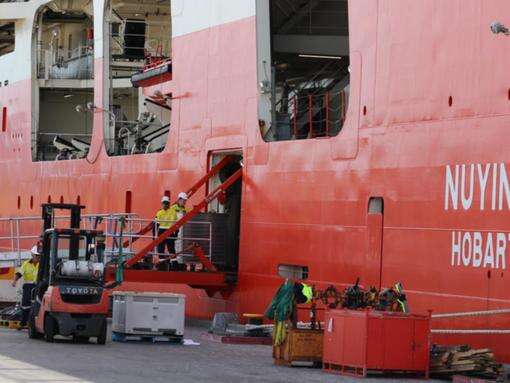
[0,1,509,361]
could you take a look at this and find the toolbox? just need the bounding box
[323,309,430,378]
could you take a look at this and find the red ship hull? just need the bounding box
[0,0,509,362]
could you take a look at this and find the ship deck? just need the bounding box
[0,324,442,383]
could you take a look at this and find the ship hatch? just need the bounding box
[105,0,172,157]
[257,0,350,141]
[32,1,95,162]
[206,152,243,273]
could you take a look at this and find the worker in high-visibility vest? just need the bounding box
[155,192,188,256]
[11,245,40,328]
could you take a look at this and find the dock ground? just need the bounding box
[0,325,441,383]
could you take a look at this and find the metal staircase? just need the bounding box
[106,155,243,297]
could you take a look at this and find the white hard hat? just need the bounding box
[31,246,40,255]
[178,192,188,200]
[161,196,170,203]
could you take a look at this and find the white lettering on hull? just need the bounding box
[451,231,509,270]
[445,163,510,211]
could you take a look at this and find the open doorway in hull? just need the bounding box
[183,152,243,274]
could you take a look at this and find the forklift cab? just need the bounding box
[35,228,106,301]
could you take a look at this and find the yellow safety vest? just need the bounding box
[18,260,39,283]
[155,204,187,229]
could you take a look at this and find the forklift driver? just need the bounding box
[11,245,40,329]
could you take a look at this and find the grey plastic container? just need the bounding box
[112,291,185,336]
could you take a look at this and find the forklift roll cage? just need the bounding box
[37,203,106,287]
[39,228,106,287]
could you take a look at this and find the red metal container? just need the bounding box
[323,309,430,378]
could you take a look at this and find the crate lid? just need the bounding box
[112,291,186,298]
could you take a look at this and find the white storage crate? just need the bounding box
[112,291,185,336]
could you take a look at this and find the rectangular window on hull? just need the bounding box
[0,21,15,57]
[368,197,384,214]
[257,0,350,141]
[278,264,309,280]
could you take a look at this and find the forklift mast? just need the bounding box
[41,203,85,261]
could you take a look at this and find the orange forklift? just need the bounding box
[28,204,109,344]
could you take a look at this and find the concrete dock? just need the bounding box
[0,326,441,383]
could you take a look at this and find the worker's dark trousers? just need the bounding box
[156,228,177,257]
[20,283,36,326]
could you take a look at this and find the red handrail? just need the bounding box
[121,155,234,248]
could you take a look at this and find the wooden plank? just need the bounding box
[430,345,504,380]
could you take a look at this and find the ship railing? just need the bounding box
[37,45,94,80]
[101,216,213,265]
[0,214,212,267]
[267,88,348,141]
[0,213,135,267]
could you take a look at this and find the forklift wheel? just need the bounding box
[97,319,107,345]
[44,315,56,343]
[28,313,42,340]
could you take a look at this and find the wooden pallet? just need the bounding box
[221,335,272,345]
[201,332,272,345]
[452,375,505,383]
[430,345,505,380]
[0,320,21,329]
[111,331,183,344]
[323,362,366,377]
[323,362,428,378]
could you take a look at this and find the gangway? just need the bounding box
[0,156,242,299]
[106,156,243,297]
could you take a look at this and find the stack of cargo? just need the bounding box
[430,345,506,380]
[0,305,21,329]
[209,312,273,345]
